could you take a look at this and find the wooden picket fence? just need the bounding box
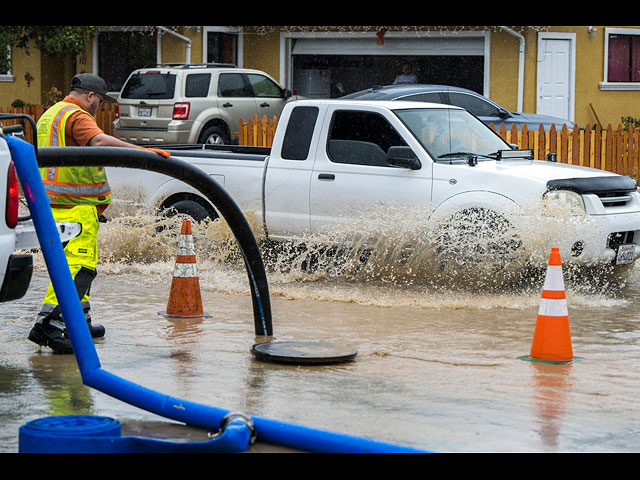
[237,114,278,148]
[492,122,640,180]
[0,103,116,142]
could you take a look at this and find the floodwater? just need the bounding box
[1,209,640,453]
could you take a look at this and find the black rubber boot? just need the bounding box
[86,320,105,339]
[28,322,74,354]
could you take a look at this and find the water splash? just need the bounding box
[77,204,638,310]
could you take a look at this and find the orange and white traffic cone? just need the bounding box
[522,247,574,364]
[163,219,205,318]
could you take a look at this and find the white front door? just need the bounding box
[536,33,576,122]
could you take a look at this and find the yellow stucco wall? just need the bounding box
[1,48,44,106]
[159,27,203,64]
[242,29,280,80]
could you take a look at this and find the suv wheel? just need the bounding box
[199,125,229,145]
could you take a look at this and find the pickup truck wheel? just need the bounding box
[434,208,523,277]
[161,199,218,224]
[198,126,229,146]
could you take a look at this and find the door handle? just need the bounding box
[223,103,233,108]
[318,173,335,181]
[260,102,270,108]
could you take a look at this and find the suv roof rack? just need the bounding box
[141,62,238,69]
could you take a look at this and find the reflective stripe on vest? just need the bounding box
[37,102,112,206]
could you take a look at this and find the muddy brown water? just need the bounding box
[1,211,640,452]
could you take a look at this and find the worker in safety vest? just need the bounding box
[28,73,169,354]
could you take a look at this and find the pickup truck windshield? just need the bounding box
[395,108,511,162]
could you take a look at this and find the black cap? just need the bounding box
[70,73,116,102]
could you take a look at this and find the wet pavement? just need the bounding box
[2,215,640,452]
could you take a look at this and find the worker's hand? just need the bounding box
[139,146,171,158]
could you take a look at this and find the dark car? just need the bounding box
[340,84,579,131]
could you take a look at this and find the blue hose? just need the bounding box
[7,135,428,453]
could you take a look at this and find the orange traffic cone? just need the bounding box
[163,219,205,318]
[522,248,575,364]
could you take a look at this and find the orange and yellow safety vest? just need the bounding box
[37,101,112,206]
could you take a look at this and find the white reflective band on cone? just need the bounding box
[177,236,195,255]
[538,298,569,317]
[173,263,198,278]
[542,265,565,291]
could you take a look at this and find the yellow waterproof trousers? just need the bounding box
[38,205,100,327]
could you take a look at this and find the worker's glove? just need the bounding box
[139,146,171,158]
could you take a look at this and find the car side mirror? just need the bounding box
[387,146,421,170]
[283,88,292,99]
[498,108,510,119]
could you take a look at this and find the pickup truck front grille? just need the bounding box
[596,191,634,208]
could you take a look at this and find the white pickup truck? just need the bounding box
[106,99,640,273]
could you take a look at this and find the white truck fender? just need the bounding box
[429,191,521,229]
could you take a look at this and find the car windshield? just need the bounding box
[394,108,511,162]
[121,73,177,100]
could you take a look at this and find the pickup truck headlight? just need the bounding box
[543,190,586,215]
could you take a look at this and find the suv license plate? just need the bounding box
[138,106,152,117]
[615,245,635,265]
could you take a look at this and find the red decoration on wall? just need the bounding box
[376,28,386,46]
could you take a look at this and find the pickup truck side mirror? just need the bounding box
[387,146,421,170]
[283,88,292,99]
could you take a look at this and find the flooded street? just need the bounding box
[1,213,640,453]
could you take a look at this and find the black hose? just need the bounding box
[37,146,273,336]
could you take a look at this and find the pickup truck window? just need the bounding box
[396,108,510,161]
[281,106,319,160]
[218,73,252,97]
[327,110,407,167]
[185,73,212,97]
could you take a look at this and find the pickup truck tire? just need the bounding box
[161,198,218,223]
[434,208,523,277]
[198,125,230,146]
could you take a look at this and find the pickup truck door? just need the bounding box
[309,106,432,244]
[263,104,324,240]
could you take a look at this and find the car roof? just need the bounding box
[294,98,463,112]
[130,64,268,76]
[341,84,478,99]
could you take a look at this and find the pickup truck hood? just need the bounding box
[476,159,623,186]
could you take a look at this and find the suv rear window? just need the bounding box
[121,73,177,100]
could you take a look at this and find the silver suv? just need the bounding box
[113,63,293,145]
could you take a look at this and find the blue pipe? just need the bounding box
[7,135,428,453]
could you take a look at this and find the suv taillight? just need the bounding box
[6,161,18,228]
[114,102,120,119]
[173,103,190,120]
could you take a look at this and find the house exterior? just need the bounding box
[1,25,638,129]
